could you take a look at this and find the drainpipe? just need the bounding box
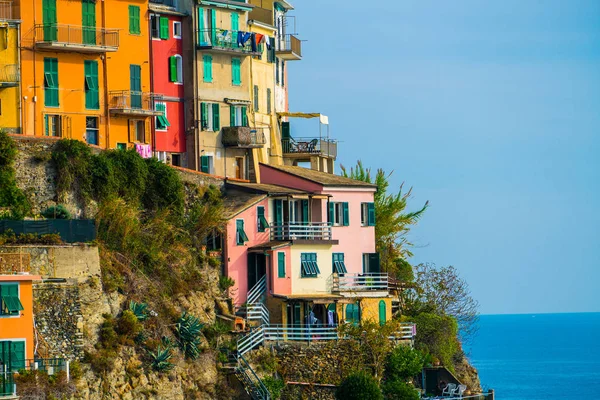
[32,0,37,136]
[17,22,23,134]
[149,12,156,156]
[101,0,109,148]
[191,6,200,170]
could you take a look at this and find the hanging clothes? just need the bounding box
[255,33,265,45]
[135,144,151,159]
[265,36,272,50]
[250,33,258,52]
[327,310,335,327]
[238,31,252,47]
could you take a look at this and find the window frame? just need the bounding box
[0,283,23,317]
[155,102,170,131]
[277,252,285,278]
[85,116,99,145]
[173,21,182,39]
[150,14,160,39]
[44,114,61,137]
[300,253,319,278]
[332,253,347,274]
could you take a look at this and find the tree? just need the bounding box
[340,161,428,275]
[336,371,383,400]
[381,380,420,400]
[384,346,429,383]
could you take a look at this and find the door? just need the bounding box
[286,303,301,328]
[0,340,24,372]
[82,0,96,45]
[130,65,142,109]
[42,0,57,41]
[235,157,243,179]
[247,253,267,292]
[379,300,386,326]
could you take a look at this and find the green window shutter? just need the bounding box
[130,64,141,108]
[281,121,290,139]
[82,0,96,45]
[169,56,177,82]
[160,17,169,39]
[42,0,57,41]
[277,252,285,278]
[241,106,248,127]
[232,58,241,85]
[212,103,220,131]
[342,202,349,226]
[200,155,209,173]
[210,9,217,44]
[200,102,208,130]
[128,6,136,34]
[44,58,58,107]
[197,7,205,45]
[301,200,309,224]
[379,300,387,326]
[203,55,212,83]
[257,206,269,232]
[229,105,236,127]
[10,341,25,371]
[328,202,334,225]
[231,12,239,31]
[368,202,376,226]
[266,88,271,114]
[84,60,99,110]
[253,85,259,112]
[274,199,283,226]
[236,219,248,245]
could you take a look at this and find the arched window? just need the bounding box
[379,300,387,326]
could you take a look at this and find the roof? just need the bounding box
[223,191,266,219]
[248,241,291,251]
[260,164,378,189]
[225,181,308,196]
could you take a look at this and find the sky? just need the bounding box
[287,0,600,314]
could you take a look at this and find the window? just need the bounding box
[200,102,220,131]
[173,21,182,39]
[275,58,279,85]
[155,102,170,131]
[288,199,309,224]
[0,340,25,371]
[281,60,285,87]
[44,58,58,107]
[169,55,183,83]
[345,303,360,326]
[0,283,23,316]
[231,57,241,86]
[129,119,145,143]
[44,115,61,137]
[85,116,99,145]
[266,88,271,114]
[236,219,248,245]
[361,202,376,226]
[257,206,269,232]
[160,16,169,39]
[363,253,380,273]
[129,5,140,34]
[253,85,259,112]
[329,202,349,226]
[171,154,181,166]
[203,55,213,83]
[84,60,99,110]
[379,300,386,326]
[300,253,319,277]
[200,154,213,174]
[229,105,247,127]
[82,0,96,45]
[150,15,160,39]
[332,253,347,274]
[277,252,285,278]
[117,143,127,150]
[267,37,276,63]
[43,0,57,41]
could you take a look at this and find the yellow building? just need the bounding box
[0,7,21,133]
[18,0,157,150]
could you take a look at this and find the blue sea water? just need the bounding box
[466,313,600,400]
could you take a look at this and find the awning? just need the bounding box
[225,98,252,105]
[277,112,329,125]
[248,241,291,252]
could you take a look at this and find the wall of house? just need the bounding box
[289,244,334,295]
[0,23,21,133]
[224,197,270,305]
[0,277,38,360]
[360,297,392,324]
[270,246,291,296]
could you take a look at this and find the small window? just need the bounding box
[200,154,213,174]
[159,16,169,40]
[85,116,99,145]
[361,202,376,226]
[45,114,61,137]
[300,253,319,277]
[363,253,381,274]
[117,143,127,150]
[169,55,183,83]
[329,202,349,226]
[200,102,220,132]
[332,253,347,274]
[0,283,23,316]
[236,219,248,245]
[129,5,141,35]
[129,119,145,143]
[173,21,182,39]
[155,102,170,131]
[171,154,181,167]
[277,252,285,278]
[150,15,160,39]
[266,88,271,114]
[231,57,241,86]
[257,206,269,232]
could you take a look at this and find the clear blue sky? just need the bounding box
[287,0,600,314]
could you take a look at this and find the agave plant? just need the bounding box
[149,345,175,372]
[174,312,204,360]
[129,301,149,321]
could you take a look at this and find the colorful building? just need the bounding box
[222,164,393,330]
[0,5,21,134]
[149,0,187,166]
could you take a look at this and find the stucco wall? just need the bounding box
[289,244,334,295]
[270,246,291,296]
[0,279,36,360]
[0,24,21,133]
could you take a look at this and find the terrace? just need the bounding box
[108,91,162,117]
[196,28,261,56]
[276,34,302,60]
[221,127,266,148]
[331,272,390,295]
[0,64,19,88]
[34,24,119,53]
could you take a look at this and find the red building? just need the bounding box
[149,4,186,166]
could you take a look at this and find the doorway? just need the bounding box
[247,252,267,292]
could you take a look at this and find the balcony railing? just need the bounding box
[265,325,339,342]
[34,24,119,53]
[197,28,261,55]
[270,222,332,241]
[282,137,337,158]
[0,253,31,275]
[0,1,12,20]
[249,6,274,25]
[276,34,302,60]
[108,91,162,116]
[150,0,175,7]
[0,64,19,85]
[222,126,266,148]
[332,273,389,292]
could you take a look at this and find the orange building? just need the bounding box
[19,0,158,151]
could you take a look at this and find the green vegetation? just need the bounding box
[149,344,175,372]
[0,131,31,218]
[336,372,383,400]
[129,301,149,321]
[0,232,63,245]
[384,346,429,383]
[41,204,71,219]
[382,380,420,400]
[262,376,285,399]
[13,369,75,399]
[175,312,204,360]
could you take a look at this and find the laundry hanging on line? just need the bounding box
[237,31,252,47]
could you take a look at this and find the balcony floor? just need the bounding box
[197,45,260,57]
[109,108,162,117]
[276,50,302,61]
[36,42,118,53]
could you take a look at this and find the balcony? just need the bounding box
[249,6,274,25]
[332,273,389,295]
[0,64,19,88]
[34,24,119,53]
[222,126,266,148]
[197,28,261,56]
[270,222,335,242]
[276,34,302,60]
[150,0,176,7]
[282,137,337,158]
[0,1,13,20]
[108,91,162,117]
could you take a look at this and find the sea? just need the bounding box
[466,313,600,400]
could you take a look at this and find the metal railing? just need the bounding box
[249,6,273,25]
[150,0,176,7]
[23,358,69,375]
[247,275,267,304]
[0,64,19,83]
[390,323,417,341]
[34,24,119,49]
[264,325,339,342]
[247,303,269,326]
[236,355,270,400]
[270,222,332,241]
[0,1,12,20]
[276,34,302,57]
[197,28,259,54]
[282,137,337,158]
[237,326,265,356]
[332,273,389,292]
[0,253,31,275]
[108,90,158,112]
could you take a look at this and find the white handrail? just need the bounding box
[247,275,267,304]
[270,222,333,241]
[333,272,389,291]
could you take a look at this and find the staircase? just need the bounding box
[237,276,269,326]
[235,354,270,400]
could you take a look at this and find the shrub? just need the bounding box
[382,380,420,400]
[143,157,184,215]
[262,376,285,399]
[84,349,117,373]
[51,139,93,200]
[104,149,148,202]
[0,130,31,218]
[336,372,383,400]
[129,301,149,321]
[42,204,71,219]
[384,346,429,382]
[98,313,118,350]
[69,360,83,380]
[117,310,144,340]
[0,232,63,245]
[174,312,203,359]
[411,312,460,369]
[218,276,235,292]
[149,344,175,372]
